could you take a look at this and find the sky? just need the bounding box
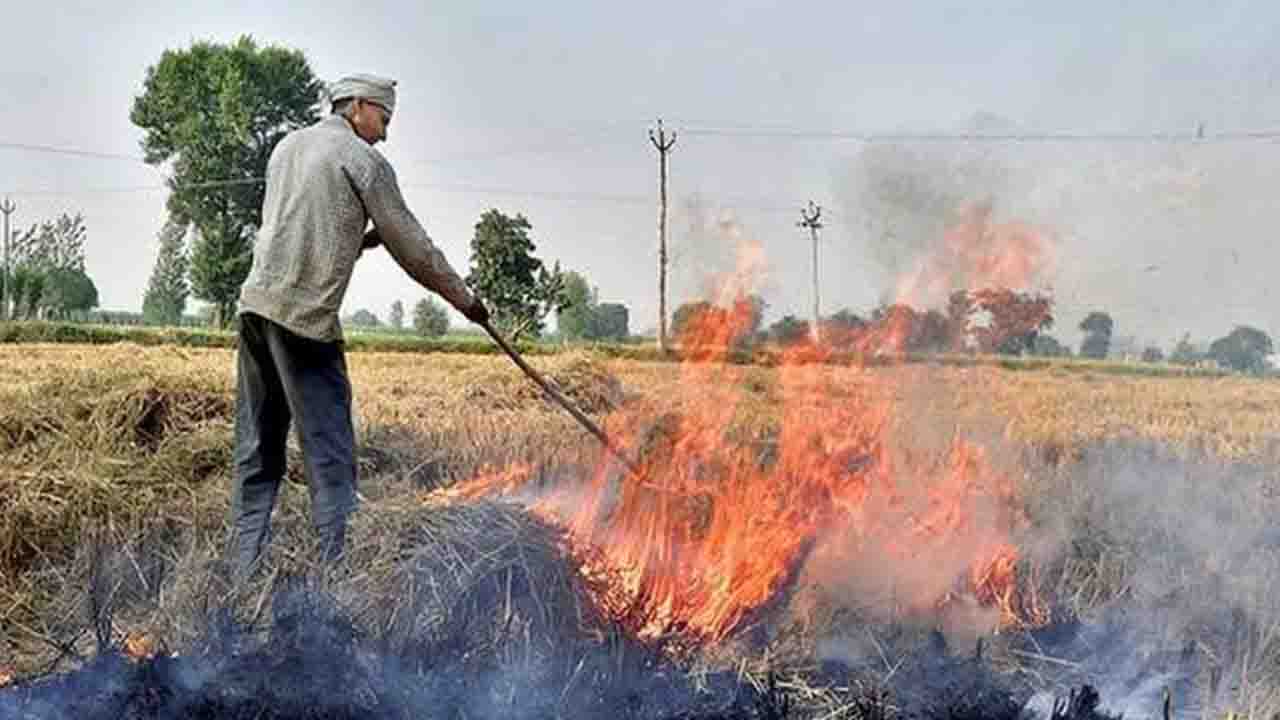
[3,1,1280,350]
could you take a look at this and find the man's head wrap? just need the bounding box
[326,74,397,115]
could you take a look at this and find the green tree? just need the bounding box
[388,300,405,331]
[41,268,99,319]
[8,266,45,320]
[594,303,629,340]
[142,218,190,325]
[1031,334,1071,357]
[7,213,95,319]
[1079,311,1114,359]
[1208,325,1274,374]
[465,209,566,340]
[1141,346,1165,363]
[556,270,597,340]
[10,213,87,271]
[345,308,380,328]
[130,36,322,327]
[413,297,449,337]
[1169,333,1201,366]
[768,315,811,345]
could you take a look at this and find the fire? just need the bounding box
[448,213,1052,644]
[894,201,1056,311]
[122,632,161,662]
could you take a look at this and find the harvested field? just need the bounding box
[2,342,1280,719]
[6,343,1280,461]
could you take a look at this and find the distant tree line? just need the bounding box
[668,287,1054,357]
[336,209,631,343]
[2,212,99,321]
[661,293,1276,375]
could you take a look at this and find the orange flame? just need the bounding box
[449,222,1053,644]
[895,201,1056,310]
[122,632,161,662]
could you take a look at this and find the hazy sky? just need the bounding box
[3,1,1280,349]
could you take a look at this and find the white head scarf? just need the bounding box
[326,73,397,114]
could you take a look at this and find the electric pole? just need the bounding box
[799,201,823,342]
[649,118,676,351]
[0,198,14,322]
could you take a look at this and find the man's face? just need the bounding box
[351,98,392,145]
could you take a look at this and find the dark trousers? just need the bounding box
[231,312,357,578]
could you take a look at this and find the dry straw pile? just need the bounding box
[0,342,633,679]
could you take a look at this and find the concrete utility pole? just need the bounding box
[798,201,823,342]
[649,118,676,352]
[0,198,14,322]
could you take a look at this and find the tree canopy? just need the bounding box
[1079,311,1115,359]
[1208,325,1273,374]
[413,297,450,337]
[142,218,190,326]
[465,209,566,340]
[556,270,596,340]
[388,300,405,331]
[5,213,98,320]
[130,35,322,326]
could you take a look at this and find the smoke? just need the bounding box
[835,138,1011,296]
[792,427,1280,720]
[833,115,1280,350]
[672,195,775,310]
[1017,438,1280,718]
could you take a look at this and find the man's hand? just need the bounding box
[361,228,382,251]
[463,298,490,326]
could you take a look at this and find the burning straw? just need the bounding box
[448,300,1045,646]
[0,476,838,719]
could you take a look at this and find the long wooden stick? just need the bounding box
[481,320,641,475]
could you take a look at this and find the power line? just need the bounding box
[0,141,146,162]
[3,174,834,218]
[4,177,264,197]
[678,126,1280,143]
[10,120,1280,171]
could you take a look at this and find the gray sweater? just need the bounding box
[238,114,475,341]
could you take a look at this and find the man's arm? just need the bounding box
[359,160,477,314]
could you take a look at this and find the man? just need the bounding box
[231,73,488,577]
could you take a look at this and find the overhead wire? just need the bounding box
[2,121,1279,220]
[675,125,1280,143]
[0,141,147,162]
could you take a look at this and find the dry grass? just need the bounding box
[4,342,1280,717]
[5,344,1280,462]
